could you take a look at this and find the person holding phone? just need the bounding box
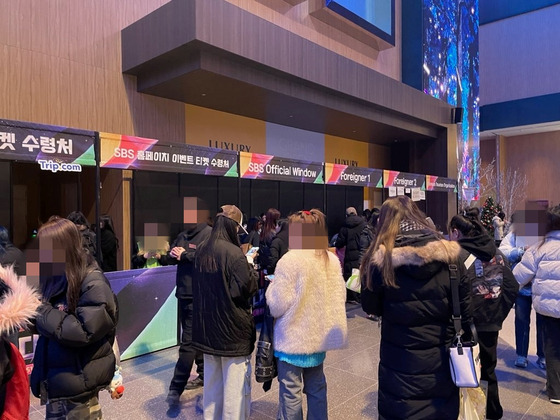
[165,198,213,406]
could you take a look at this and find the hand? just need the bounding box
[171,247,185,260]
[110,387,124,400]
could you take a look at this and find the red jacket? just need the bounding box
[1,343,29,420]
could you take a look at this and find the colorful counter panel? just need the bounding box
[106,266,178,361]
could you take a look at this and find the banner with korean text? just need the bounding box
[425,175,458,193]
[0,119,96,172]
[325,163,383,188]
[100,132,238,177]
[239,152,323,184]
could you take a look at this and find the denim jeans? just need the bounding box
[203,354,251,420]
[514,294,545,358]
[277,360,328,420]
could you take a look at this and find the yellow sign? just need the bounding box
[185,105,266,153]
[324,134,369,167]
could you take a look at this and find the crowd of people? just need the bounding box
[1,197,560,419]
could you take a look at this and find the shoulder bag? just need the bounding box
[448,264,481,388]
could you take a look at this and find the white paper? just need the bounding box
[419,190,425,200]
[411,188,421,201]
[388,187,397,197]
[397,187,405,196]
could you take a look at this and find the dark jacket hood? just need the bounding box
[345,214,365,229]
[183,223,211,240]
[458,233,496,262]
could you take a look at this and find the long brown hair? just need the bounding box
[37,216,90,313]
[260,208,281,243]
[361,196,438,289]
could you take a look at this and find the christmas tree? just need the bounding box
[480,196,503,236]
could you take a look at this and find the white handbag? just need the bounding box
[448,264,481,388]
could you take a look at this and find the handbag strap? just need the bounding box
[449,263,462,337]
[449,263,479,345]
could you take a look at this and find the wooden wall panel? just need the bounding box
[505,131,560,208]
[231,0,401,81]
[0,0,181,138]
[0,0,180,271]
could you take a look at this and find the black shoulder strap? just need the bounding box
[449,263,463,337]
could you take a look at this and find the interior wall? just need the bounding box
[0,0,184,267]
[504,130,560,208]
[226,0,401,80]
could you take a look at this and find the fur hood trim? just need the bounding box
[0,264,40,334]
[372,239,462,268]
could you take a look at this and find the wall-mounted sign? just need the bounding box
[0,119,95,166]
[426,175,458,193]
[239,152,323,184]
[325,163,383,188]
[100,132,238,177]
[383,170,425,190]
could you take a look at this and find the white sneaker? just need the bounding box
[550,398,560,404]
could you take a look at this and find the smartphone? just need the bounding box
[246,246,259,257]
[265,274,275,282]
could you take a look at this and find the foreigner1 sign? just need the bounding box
[325,163,383,187]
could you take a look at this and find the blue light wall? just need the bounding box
[405,0,479,199]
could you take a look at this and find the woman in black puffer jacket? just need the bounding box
[361,196,472,420]
[30,217,118,419]
[192,205,258,419]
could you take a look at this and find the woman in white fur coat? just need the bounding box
[266,209,348,420]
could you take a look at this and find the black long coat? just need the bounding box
[361,233,472,420]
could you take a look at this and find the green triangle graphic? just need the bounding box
[120,288,178,361]
[224,161,238,177]
[376,178,383,188]
[314,169,324,184]
[73,145,96,166]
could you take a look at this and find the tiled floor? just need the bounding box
[29,305,559,419]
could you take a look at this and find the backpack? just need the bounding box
[464,252,516,327]
[464,253,505,299]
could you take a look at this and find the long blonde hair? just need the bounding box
[38,216,90,313]
[361,196,438,288]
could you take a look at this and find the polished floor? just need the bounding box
[29,305,559,419]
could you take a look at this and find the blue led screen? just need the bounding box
[422,0,479,198]
[326,0,394,42]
